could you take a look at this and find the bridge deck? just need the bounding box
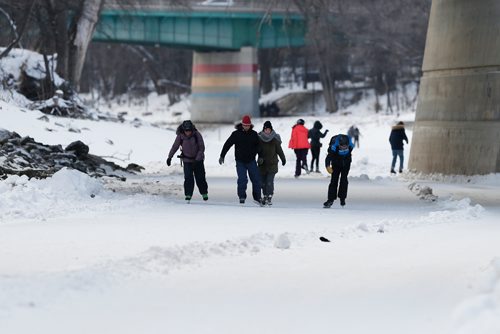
[94,7,305,50]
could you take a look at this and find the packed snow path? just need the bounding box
[1,173,499,334]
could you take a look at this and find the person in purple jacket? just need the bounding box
[166,120,208,202]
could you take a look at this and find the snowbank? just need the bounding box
[452,257,500,334]
[0,168,102,221]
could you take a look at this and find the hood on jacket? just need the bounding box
[176,123,198,135]
[313,121,323,130]
[258,130,282,143]
[391,123,405,130]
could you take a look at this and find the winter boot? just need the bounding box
[202,194,208,201]
[239,198,245,204]
[253,198,265,207]
[266,195,273,206]
[390,169,396,174]
[323,200,334,208]
[185,195,192,202]
[340,198,346,207]
[399,169,403,173]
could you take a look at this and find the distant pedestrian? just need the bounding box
[288,118,310,178]
[257,121,286,206]
[348,125,361,148]
[308,120,329,173]
[219,115,264,205]
[166,120,208,202]
[323,133,354,208]
[389,121,409,174]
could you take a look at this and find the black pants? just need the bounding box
[327,159,351,201]
[183,161,208,196]
[310,145,320,171]
[294,148,308,176]
[261,172,276,196]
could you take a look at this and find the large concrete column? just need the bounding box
[190,47,259,123]
[409,0,500,175]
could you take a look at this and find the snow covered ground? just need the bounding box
[1,92,500,334]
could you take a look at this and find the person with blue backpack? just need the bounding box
[323,133,354,208]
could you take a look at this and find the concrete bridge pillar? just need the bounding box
[409,0,500,175]
[190,47,259,123]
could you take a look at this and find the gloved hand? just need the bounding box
[325,129,329,134]
[166,157,172,166]
[326,165,333,174]
[218,156,224,165]
[257,157,264,165]
[282,160,286,166]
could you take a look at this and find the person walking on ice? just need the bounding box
[323,133,354,208]
[257,121,286,206]
[389,121,409,174]
[288,118,310,178]
[308,120,329,173]
[348,125,361,148]
[166,120,208,202]
[219,115,264,205]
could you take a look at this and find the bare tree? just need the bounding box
[0,0,37,59]
[67,0,105,90]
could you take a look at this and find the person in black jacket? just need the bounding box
[219,115,263,205]
[308,120,329,173]
[389,121,409,174]
[323,134,354,208]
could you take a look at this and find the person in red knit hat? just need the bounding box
[288,118,311,178]
[219,115,264,205]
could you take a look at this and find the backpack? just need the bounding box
[329,134,351,156]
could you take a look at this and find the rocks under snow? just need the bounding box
[408,182,438,202]
[0,129,143,179]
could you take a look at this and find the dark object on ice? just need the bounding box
[319,236,330,242]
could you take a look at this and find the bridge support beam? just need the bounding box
[409,0,500,175]
[190,47,259,123]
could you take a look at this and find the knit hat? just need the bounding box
[242,115,252,125]
[263,121,273,130]
[297,118,305,125]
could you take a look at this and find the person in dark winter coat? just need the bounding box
[323,134,354,208]
[389,121,409,174]
[288,118,310,177]
[166,120,208,202]
[219,115,263,205]
[348,125,361,148]
[257,121,286,206]
[308,120,329,173]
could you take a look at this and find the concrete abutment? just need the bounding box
[409,0,500,175]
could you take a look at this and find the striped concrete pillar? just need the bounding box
[191,47,259,123]
[409,0,500,175]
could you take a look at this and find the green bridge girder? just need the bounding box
[93,10,306,51]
